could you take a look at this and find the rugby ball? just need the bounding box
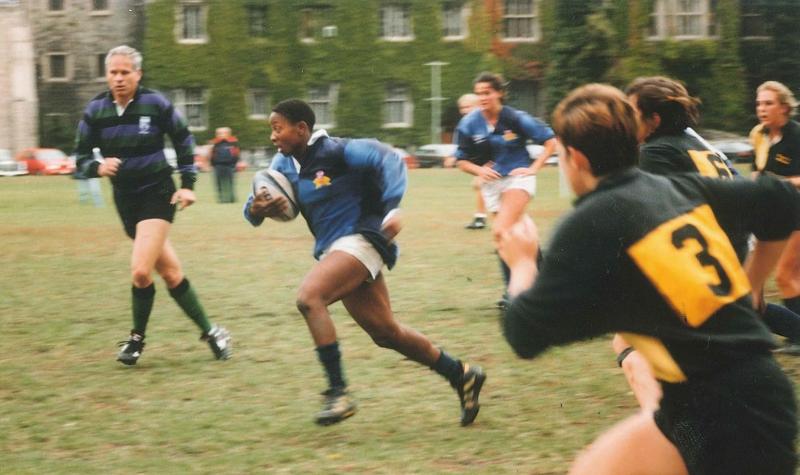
[251,168,299,221]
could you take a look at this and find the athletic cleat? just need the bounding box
[497,293,510,311]
[465,216,487,230]
[202,325,232,360]
[315,387,357,426]
[773,342,800,356]
[456,363,486,426]
[117,332,145,365]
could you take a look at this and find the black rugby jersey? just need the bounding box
[640,130,734,179]
[504,168,800,382]
[751,120,800,177]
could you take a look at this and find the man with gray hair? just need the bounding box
[74,45,232,365]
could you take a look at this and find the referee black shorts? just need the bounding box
[113,176,177,239]
[655,353,797,475]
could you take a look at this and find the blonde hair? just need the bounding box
[757,81,798,117]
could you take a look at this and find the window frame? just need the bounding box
[380,3,414,42]
[246,4,269,38]
[171,88,209,132]
[89,0,110,15]
[307,84,339,130]
[246,88,270,119]
[501,0,540,43]
[46,0,66,13]
[299,4,333,43]
[176,1,209,44]
[648,0,717,40]
[442,1,469,41]
[44,53,71,82]
[382,84,413,128]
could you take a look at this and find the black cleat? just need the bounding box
[202,325,232,360]
[315,387,357,426]
[117,332,145,365]
[465,216,487,230]
[456,363,486,426]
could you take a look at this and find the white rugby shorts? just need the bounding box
[481,175,537,213]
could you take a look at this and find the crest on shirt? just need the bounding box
[138,116,151,135]
[313,170,331,189]
[503,130,518,141]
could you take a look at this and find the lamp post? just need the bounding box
[424,61,448,144]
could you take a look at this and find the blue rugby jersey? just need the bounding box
[244,131,407,268]
[74,86,197,192]
[454,105,555,176]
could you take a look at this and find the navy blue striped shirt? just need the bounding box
[74,86,197,192]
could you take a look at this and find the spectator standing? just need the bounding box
[210,127,240,203]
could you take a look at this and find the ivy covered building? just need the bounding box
[31,0,800,153]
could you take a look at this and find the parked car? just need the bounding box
[15,148,74,175]
[706,138,754,164]
[392,147,418,169]
[415,143,457,168]
[0,148,27,176]
[526,144,559,166]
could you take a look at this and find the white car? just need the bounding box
[0,149,28,176]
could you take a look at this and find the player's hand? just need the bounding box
[249,187,288,219]
[509,167,535,177]
[477,165,501,182]
[97,157,121,177]
[381,210,403,241]
[171,188,196,210]
[498,214,539,269]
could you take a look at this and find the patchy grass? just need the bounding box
[0,166,796,474]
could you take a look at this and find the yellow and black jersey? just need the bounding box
[751,120,800,176]
[504,169,800,383]
[640,131,735,179]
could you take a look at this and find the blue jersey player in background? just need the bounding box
[244,99,485,426]
[454,72,557,308]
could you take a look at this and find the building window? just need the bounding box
[91,0,108,10]
[300,5,332,42]
[95,53,106,79]
[648,0,717,39]
[442,2,468,40]
[246,5,268,37]
[178,3,208,43]
[247,89,270,119]
[171,88,208,130]
[380,4,413,41]
[502,0,539,42]
[45,53,69,81]
[308,84,338,129]
[48,0,64,11]
[383,85,412,128]
[741,6,768,40]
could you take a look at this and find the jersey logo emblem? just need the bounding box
[503,130,518,141]
[776,153,791,165]
[138,116,151,134]
[472,135,486,143]
[313,170,331,189]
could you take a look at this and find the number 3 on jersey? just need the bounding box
[628,204,750,327]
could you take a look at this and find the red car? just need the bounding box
[16,148,75,175]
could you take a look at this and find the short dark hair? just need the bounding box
[272,99,316,130]
[552,84,639,176]
[473,72,508,93]
[624,76,699,135]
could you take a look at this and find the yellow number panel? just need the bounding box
[628,204,750,327]
[687,150,733,179]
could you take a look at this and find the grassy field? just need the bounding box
[1,166,797,474]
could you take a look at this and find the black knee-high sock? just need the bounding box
[132,283,155,336]
[316,341,346,390]
[432,349,463,387]
[782,296,800,317]
[168,278,212,334]
[764,303,800,342]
